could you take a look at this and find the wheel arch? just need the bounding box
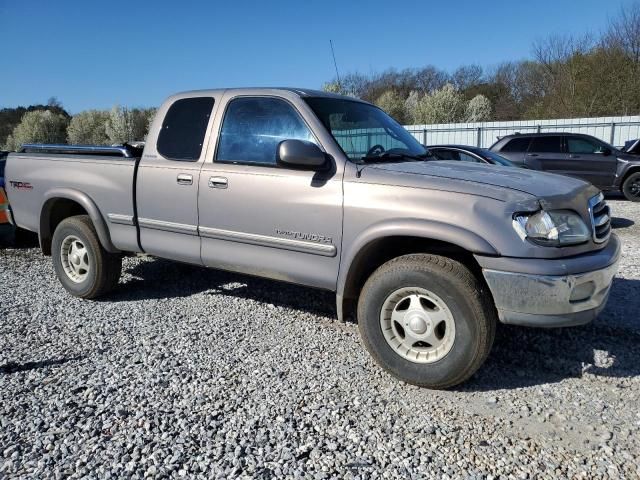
[40,188,118,255]
[336,221,498,322]
[621,165,640,187]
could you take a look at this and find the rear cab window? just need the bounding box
[157,97,215,161]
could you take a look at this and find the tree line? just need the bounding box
[323,3,640,125]
[1,100,156,151]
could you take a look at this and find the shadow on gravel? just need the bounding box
[604,192,625,200]
[461,277,640,391]
[0,226,39,249]
[109,259,640,391]
[611,217,635,229]
[108,258,336,318]
[0,356,84,374]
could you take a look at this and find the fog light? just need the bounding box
[570,281,596,303]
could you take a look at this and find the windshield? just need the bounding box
[304,97,427,162]
[478,149,516,167]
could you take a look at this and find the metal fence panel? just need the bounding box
[404,115,640,149]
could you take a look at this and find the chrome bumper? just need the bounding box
[481,237,621,327]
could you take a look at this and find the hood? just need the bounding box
[616,151,640,162]
[357,160,600,212]
[364,160,594,197]
[622,139,640,154]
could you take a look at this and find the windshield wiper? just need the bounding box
[360,152,427,163]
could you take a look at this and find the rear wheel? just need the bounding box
[52,215,121,298]
[357,254,496,389]
[622,172,640,202]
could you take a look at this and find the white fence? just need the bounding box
[404,115,640,149]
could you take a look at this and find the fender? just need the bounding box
[335,218,498,321]
[614,160,640,188]
[40,188,119,254]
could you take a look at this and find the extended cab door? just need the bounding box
[136,95,218,263]
[198,93,344,290]
[563,135,617,188]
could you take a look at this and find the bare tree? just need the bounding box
[452,65,483,91]
[533,34,594,117]
[604,2,640,61]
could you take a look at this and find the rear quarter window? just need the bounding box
[157,97,215,161]
[500,137,531,152]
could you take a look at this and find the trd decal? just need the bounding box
[9,181,33,190]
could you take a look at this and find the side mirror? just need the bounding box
[601,147,612,156]
[277,139,326,169]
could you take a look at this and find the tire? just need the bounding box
[357,254,496,389]
[51,215,122,299]
[622,172,640,202]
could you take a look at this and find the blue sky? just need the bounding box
[0,0,631,113]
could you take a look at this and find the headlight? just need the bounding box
[513,210,590,246]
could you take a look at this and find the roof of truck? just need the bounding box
[499,132,598,138]
[170,87,369,102]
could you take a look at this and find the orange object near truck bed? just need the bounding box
[0,187,9,224]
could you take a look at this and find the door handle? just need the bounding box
[527,153,539,157]
[569,154,581,159]
[177,174,193,185]
[209,176,228,189]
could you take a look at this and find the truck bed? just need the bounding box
[6,148,141,253]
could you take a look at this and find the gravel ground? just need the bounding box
[1,199,639,479]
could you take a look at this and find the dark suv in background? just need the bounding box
[490,133,640,201]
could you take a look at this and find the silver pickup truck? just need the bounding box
[6,88,620,388]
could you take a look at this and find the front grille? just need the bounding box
[588,193,611,243]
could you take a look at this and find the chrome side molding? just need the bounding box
[107,213,135,226]
[199,226,337,257]
[138,217,198,235]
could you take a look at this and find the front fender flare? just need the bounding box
[40,188,118,254]
[336,219,498,320]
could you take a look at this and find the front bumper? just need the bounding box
[477,234,621,327]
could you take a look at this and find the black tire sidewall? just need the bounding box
[623,172,640,202]
[52,220,101,297]
[359,265,483,387]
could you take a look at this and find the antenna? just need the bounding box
[329,40,342,90]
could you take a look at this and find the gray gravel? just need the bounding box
[1,199,639,479]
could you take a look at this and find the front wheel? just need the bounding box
[52,215,122,299]
[622,172,640,202]
[357,254,496,389]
